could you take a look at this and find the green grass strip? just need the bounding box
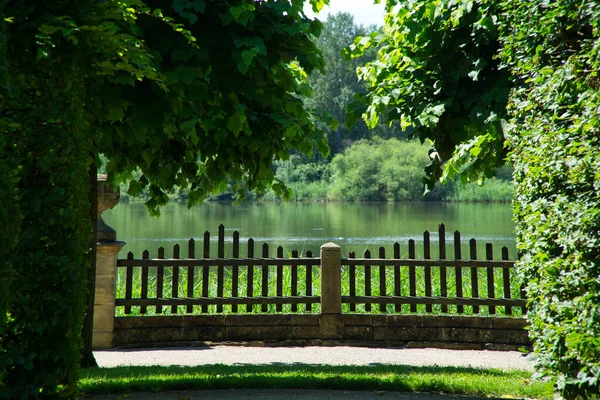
[79,364,554,399]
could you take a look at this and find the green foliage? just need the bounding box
[351,0,600,397]
[94,0,332,214]
[1,0,332,397]
[500,1,600,397]
[346,0,510,189]
[305,12,405,156]
[447,178,513,202]
[0,7,19,348]
[328,139,448,201]
[0,1,99,396]
[269,155,330,201]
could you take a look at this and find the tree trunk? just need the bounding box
[80,161,98,368]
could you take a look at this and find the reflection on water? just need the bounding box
[103,202,516,260]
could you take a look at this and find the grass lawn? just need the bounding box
[79,364,554,399]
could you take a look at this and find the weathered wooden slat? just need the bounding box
[424,231,432,313]
[306,250,313,312]
[217,224,225,313]
[454,230,463,314]
[364,249,372,312]
[342,296,527,308]
[232,231,239,313]
[338,259,515,268]
[486,243,496,315]
[349,251,356,312]
[519,248,527,314]
[156,247,165,314]
[118,258,321,267]
[520,283,527,314]
[189,238,197,314]
[379,247,386,313]
[117,296,321,307]
[246,239,254,313]
[117,294,526,309]
[140,250,149,314]
[393,243,401,313]
[502,246,512,315]
[276,246,284,312]
[470,238,480,314]
[201,233,209,313]
[439,224,448,313]
[408,240,417,313]
[171,244,180,314]
[262,243,268,312]
[291,249,298,312]
[125,251,134,315]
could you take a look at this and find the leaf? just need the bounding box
[127,179,143,196]
[193,0,205,13]
[176,66,200,83]
[230,6,243,21]
[108,107,125,122]
[227,112,246,136]
[179,11,198,25]
[310,0,326,13]
[180,118,198,132]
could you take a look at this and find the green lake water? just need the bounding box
[103,202,516,260]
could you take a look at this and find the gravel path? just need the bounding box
[94,346,533,371]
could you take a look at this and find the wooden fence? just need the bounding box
[114,224,526,317]
[93,224,529,350]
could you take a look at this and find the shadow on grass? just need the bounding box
[79,363,553,399]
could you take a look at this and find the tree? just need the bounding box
[306,12,404,156]
[1,0,331,397]
[349,0,600,397]
[500,1,600,397]
[345,0,509,188]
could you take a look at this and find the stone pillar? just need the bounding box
[320,242,342,315]
[93,175,125,349]
[93,241,124,349]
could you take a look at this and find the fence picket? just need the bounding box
[520,283,527,314]
[201,233,209,313]
[140,250,149,314]
[502,246,512,315]
[306,250,313,312]
[171,244,180,314]
[379,247,387,313]
[349,251,356,312]
[364,249,372,312]
[262,243,269,312]
[276,246,284,312]
[408,240,417,313]
[125,251,134,315]
[156,247,164,314]
[424,231,432,313]
[393,243,401,313]
[439,224,448,313]
[217,225,225,313]
[486,243,496,315]
[246,239,254,313]
[470,239,480,314]
[189,238,197,314]
[232,231,239,313]
[454,231,463,314]
[291,250,298,312]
